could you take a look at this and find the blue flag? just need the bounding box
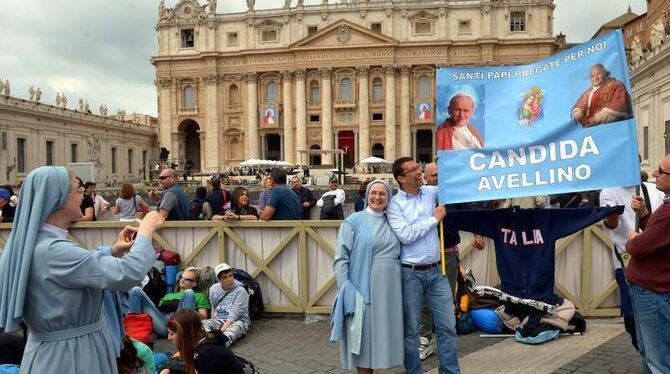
[436,31,639,204]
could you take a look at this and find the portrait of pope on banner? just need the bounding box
[436,92,484,151]
[571,63,632,127]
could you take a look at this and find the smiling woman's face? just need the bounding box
[367,183,388,212]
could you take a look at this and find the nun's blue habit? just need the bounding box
[330,180,404,370]
[0,166,155,373]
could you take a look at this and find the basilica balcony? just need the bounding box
[179,107,198,116]
[334,99,356,110]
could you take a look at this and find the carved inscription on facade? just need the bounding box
[449,48,480,57]
[396,47,449,58]
[295,49,394,62]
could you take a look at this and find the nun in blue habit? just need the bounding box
[330,179,404,372]
[0,166,164,373]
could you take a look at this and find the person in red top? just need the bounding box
[626,153,670,373]
[436,93,484,151]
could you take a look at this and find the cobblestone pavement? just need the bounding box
[155,317,644,374]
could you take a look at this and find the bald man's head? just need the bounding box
[424,162,438,186]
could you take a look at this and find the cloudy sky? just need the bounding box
[0,0,646,117]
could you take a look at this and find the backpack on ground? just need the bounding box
[143,266,167,306]
[197,266,217,298]
[236,355,259,374]
[232,268,265,319]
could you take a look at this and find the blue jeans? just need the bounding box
[629,284,670,374]
[127,287,196,338]
[402,266,460,374]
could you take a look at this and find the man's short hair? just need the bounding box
[211,178,221,189]
[291,175,301,183]
[392,156,415,185]
[84,182,96,189]
[270,168,287,184]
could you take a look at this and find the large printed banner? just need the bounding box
[437,31,640,204]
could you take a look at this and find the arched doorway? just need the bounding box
[416,129,433,164]
[178,119,201,171]
[371,143,385,159]
[337,130,355,168]
[309,144,321,165]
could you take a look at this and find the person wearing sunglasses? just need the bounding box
[127,267,211,338]
[148,168,190,221]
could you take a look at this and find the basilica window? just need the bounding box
[46,141,54,166]
[309,80,320,104]
[228,84,239,106]
[17,138,26,173]
[372,78,383,102]
[371,23,382,33]
[308,26,318,36]
[339,78,353,101]
[418,75,431,98]
[372,113,384,121]
[111,147,117,174]
[510,11,526,32]
[183,86,196,108]
[227,32,239,46]
[71,143,78,163]
[128,149,133,174]
[265,81,278,103]
[181,29,195,48]
[459,20,471,35]
[261,29,278,42]
[414,21,432,35]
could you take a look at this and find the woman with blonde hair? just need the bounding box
[113,183,150,221]
[257,176,272,212]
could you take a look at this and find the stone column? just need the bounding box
[281,70,294,164]
[320,68,333,165]
[157,78,173,154]
[412,129,417,159]
[279,134,284,161]
[295,69,307,165]
[260,134,266,159]
[246,72,259,159]
[203,73,220,172]
[399,65,411,158]
[357,66,370,161]
[384,65,397,162]
[353,129,359,164]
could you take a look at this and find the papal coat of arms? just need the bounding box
[337,24,350,45]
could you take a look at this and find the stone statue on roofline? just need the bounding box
[35,87,42,102]
[631,36,643,64]
[29,86,35,101]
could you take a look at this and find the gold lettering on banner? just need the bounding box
[396,48,449,58]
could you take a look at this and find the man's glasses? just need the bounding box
[658,166,670,176]
[158,175,173,180]
[181,277,195,283]
[401,165,422,176]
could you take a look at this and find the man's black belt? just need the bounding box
[401,262,439,271]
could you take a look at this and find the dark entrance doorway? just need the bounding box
[309,144,321,165]
[178,119,201,170]
[338,130,355,168]
[371,143,385,159]
[266,134,281,161]
[416,129,433,164]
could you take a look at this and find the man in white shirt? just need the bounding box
[317,177,345,220]
[600,179,665,350]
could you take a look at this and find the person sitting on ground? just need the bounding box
[128,268,211,338]
[317,177,346,220]
[212,187,259,221]
[159,309,244,374]
[201,263,251,347]
[113,183,150,221]
[118,335,155,374]
[259,168,302,221]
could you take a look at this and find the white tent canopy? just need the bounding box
[239,159,292,167]
[358,156,391,165]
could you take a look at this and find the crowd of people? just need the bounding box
[0,151,669,373]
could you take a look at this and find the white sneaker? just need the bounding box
[419,337,435,360]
